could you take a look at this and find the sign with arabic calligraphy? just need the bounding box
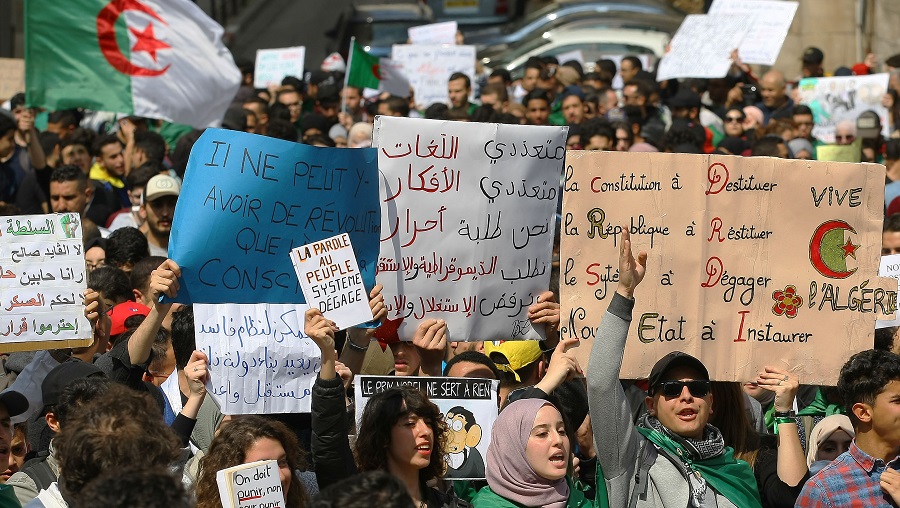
[374,117,567,342]
[561,152,895,385]
[290,233,372,330]
[195,303,320,414]
[168,129,381,304]
[355,375,499,480]
[0,213,92,351]
[390,45,476,110]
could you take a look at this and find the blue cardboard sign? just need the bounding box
[168,129,380,304]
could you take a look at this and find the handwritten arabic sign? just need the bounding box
[561,152,894,385]
[195,303,320,414]
[168,129,380,304]
[253,46,306,89]
[290,233,371,330]
[1,213,91,350]
[708,0,797,66]
[390,45,475,110]
[798,74,890,144]
[655,14,752,82]
[374,117,566,342]
[355,375,499,480]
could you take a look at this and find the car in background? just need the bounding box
[470,0,682,63]
[425,0,522,27]
[327,2,435,59]
[488,27,670,78]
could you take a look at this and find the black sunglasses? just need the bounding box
[653,380,710,398]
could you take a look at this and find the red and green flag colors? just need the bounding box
[25,0,241,129]
[346,39,381,90]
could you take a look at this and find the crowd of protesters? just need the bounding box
[3,38,900,508]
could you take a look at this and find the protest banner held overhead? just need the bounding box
[655,14,751,82]
[24,0,241,128]
[1,213,92,352]
[254,46,306,89]
[799,73,891,144]
[708,0,798,66]
[194,303,320,414]
[167,129,380,304]
[561,152,895,385]
[390,45,476,110]
[408,21,458,45]
[355,375,499,480]
[374,117,566,342]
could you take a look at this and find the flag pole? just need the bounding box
[342,37,354,115]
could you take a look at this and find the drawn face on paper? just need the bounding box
[445,407,481,454]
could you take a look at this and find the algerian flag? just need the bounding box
[25,0,241,129]
[378,58,410,98]
[346,39,380,91]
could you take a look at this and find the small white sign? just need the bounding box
[217,460,285,508]
[409,21,458,45]
[254,46,306,88]
[290,233,371,330]
[876,254,900,329]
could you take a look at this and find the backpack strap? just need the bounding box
[21,452,56,491]
[629,438,658,508]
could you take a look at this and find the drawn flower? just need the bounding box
[772,285,802,318]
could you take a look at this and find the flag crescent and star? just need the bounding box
[96,0,171,77]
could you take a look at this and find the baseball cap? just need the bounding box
[143,174,180,203]
[0,390,28,418]
[108,301,151,337]
[857,110,882,139]
[484,340,543,382]
[647,351,709,390]
[802,47,824,65]
[41,360,104,408]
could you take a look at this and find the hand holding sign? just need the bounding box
[616,228,648,300]
[185,350,210,398]
[83,289,101,326]
[755,366,799,413]
[150,259,182,301]
[413,319,447,376]
[304,308,338,355]
[528,290,560,336]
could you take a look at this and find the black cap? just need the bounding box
[0,391,28,418]
[647,351,709,389]
[41,360,105,408]
[886,54,900,69]
[667,89,701,109]
[802,47,824,65]
[308,70,332,86]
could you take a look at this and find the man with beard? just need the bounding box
[139,175,179,257]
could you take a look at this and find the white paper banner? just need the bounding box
[195,303,320,414]
[254,46,306,89]
[390,45,476,110]
[374,117,565,341]
[408,21,458,45]
[708,0,798,66]
[1,214,90,346]
[877,254,900,329]
[799,73,891,144]
[656,14,752,82]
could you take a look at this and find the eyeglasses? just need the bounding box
[653,380,711,398]
[725,116,744,123]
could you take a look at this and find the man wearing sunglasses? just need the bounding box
[588,229,762,508]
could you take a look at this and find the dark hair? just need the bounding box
[424,103,450,120]
[268,102,293,123]
[281,76,306,94]
[134,130,167,164]
[582,119,615,147]
[561,60,584,78]
[355,386,447,482]
[481,83,509,103]
[839,349,900,425]
[446,406,476,431]
[244,96,270,114]
[312,471,414,508]
[197,416,309,508]
[792,104,814,116]
[305,133,336,147]
[129,255,167,298]
[267,119,299,142]
[751,135,786,157]
[104,227,150,269]
[50,165,88,190]
[708,381,761,466]
[523,88,551,107]
[0,114,14,137]
[48,110,80,129]
[170,306,196,370]
[886,139,900,162]
[612,121,634,144]
[148,327,172,373]
[382,96,410,117]
[39,131,61,158]
[449,72,471,89]
[623,79,653,100]
[223,107,250,131]
[171,129,203,177]
[55,376,112,427]
[524,58,544,73]
[443,351,501,378]
[875,327,897,351]
[87,265,133,304]
[77,467,191,508]
[54,384,181,496]
[126,162,163,189]
[489,68,512,85]
[60,128,97,152]
[622,56,643,71]
[91,134,123,158]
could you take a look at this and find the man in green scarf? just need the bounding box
[587,229,762,508]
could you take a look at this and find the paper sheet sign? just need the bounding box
[708,0,798,66]
[876,254,900,329]
[1,213,91,350]
[217,460,285,508]
[254,46,306,89]
[561,152,895,385]
[290,233,372,330]
[799,74,891,144]
[355,375,499,480]
[408,21,458,45]
[655,14,752,81]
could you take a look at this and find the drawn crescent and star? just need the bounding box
[96,0,171,77]
[809,219,859,279]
